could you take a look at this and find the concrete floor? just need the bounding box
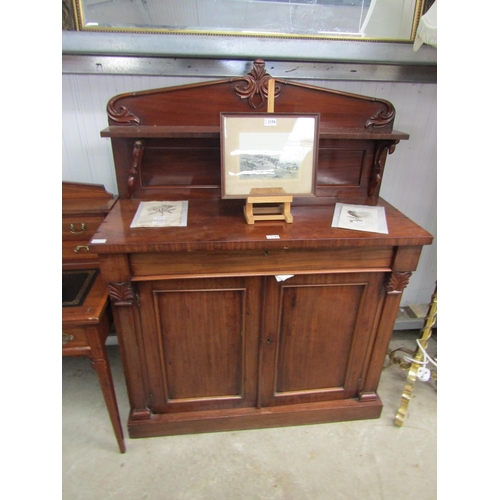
[62,330,437,500]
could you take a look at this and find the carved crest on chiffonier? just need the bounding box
[231,58,282,109]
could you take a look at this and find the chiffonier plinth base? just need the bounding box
[127,398,383,439]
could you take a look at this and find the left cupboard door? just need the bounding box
[136,276,262,414]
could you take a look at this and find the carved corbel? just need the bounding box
[126,140,145,199]
[386,272,412,295]
[108,282,137,306]
[232,59,281,109]
[368,140,399,196]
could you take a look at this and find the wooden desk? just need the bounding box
[62,182,125,453]
[92,60,433,439]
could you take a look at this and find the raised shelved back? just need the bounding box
[102,59,407,201]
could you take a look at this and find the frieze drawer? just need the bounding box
[129,246,394,280]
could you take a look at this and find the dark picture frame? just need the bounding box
[220,113,319,199]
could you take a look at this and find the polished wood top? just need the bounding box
[90,197,433,255]
[62,181,116,216]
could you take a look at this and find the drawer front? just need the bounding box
[61,326,89,350]
[130,246,393,279]
[62,216,105,241]
[62,241,100,263]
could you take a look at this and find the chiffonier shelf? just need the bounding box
[91,59,433,438]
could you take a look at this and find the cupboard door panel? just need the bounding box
[159,289,243,399]
[276,283,362,392]
[138,277,261,413]
[261,272,383,407]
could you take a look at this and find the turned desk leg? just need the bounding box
[394,286,437,427]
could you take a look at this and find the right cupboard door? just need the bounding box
[260,272,385,407]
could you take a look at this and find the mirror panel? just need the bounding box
[73,0,425,42]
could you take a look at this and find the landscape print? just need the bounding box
[236,131,307,180]
[239,153,300,180]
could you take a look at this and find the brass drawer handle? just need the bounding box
[70,223,87,235]
[62,333,75,345]
[74,245,90,253]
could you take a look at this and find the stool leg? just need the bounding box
[92,356,126,453]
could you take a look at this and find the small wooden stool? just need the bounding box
[244,188,293,224]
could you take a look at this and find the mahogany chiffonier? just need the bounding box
[90,60,433,439]
[62,181,126,452]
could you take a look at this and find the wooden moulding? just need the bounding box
[244,188,293,224]
[127,397,383,438]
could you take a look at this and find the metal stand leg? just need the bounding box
[394,285,437,427]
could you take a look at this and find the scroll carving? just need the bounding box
[108,282,136,306]
[232,59,281,109]
[365,101,396,129]
[127,141,145,199]
[107,94,141,125]
[368,140,398,196]
[387,272,412,294]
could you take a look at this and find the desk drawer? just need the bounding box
[62,216,105,241]
[62,241,100,263]
[130,246,393,279]
[62,326,89,350]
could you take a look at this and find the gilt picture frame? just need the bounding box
[220,113,319,199]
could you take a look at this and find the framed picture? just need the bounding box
[220,113,319,199]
